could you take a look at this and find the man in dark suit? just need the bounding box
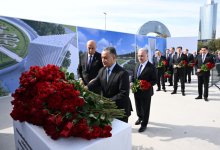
[77,40,103,93]
[131,48,157,132]
[164,49,170,82]
[153,50,166,92]
[192,51,198,75]
[195,46,215,101]
[86,47,132,123]
[171,46,187,96]
[168,47,175,86]
[184,49,194,83]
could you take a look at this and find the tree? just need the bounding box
[214,38,220,51]
[22,20,65,36]
[61,51,71,68]
[207,40,216,52]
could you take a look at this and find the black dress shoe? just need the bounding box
[204,97,209,101]
[163,89,166,92]
[182,92,185,96]
[156,89,161,91]
[195,96,202,99]
[188,81,191,83]
[171,91,176,94]
[135,119,142,125]
[138,126,146,132]
[168,84,173,86]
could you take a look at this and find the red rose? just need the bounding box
[10,64,121,140]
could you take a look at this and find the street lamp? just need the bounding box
[103,12,107,30]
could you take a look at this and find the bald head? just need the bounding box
[87,40,97,55]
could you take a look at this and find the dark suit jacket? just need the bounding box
[187,53,194,64]
[132,61,157,96]
[186,53,194,70]
[172,53,188,74]
[196,53,215,77]
[77,52,103,85]
[87,64,132,117]
[168,53,175,70]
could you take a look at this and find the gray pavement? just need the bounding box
[0,75,220,150]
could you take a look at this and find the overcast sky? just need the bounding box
[1,0,219,38]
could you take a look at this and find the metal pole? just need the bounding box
[103,12,107,30]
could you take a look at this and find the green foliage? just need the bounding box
[60,67,126,123]
[207,40,216,52]
[198,38,220,53]
[214,38,220,51]
[22,20,65,35]
[61,51,71,68]
[0,19,29,69]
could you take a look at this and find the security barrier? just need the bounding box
[210,63,220,89]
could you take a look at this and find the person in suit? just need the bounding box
[77,40,103,93]
[86,47,132,123]
[153,50,166,92]
[184,49,194,83]
[164,49,170,82]
[215,51,220,63]
[195,46,215,101]
[215,51,220,76]
[171,46,187,96]
[168,47,175,86]
[192,51,198,75]
[131,48,157,132]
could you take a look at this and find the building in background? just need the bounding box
[199,0,218,40]
[25,34,75,70]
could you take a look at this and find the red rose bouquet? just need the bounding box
[201,62,215,71]
[188,60,195,67]
[10,65,125,140]
[188,63,195,67]
[177,60,187,68]
[131,79,151,93]
[164,71,172,78]
[157,60,168,68]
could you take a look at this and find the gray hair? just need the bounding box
[103,47,117,56]
[138,48,148,55]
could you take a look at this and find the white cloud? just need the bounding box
[97,38,109,51]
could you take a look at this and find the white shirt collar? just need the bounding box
[107,62,116,72]
[140,60,148,70]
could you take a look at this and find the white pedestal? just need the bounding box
[13,119,131,150]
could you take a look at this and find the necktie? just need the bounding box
[137,64,143,77]
[106,68,111,82]
[88,55,92,70]
[202,54,205,62]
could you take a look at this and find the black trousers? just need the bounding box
[173,69,185,92]
[168,67,174,85]
[185,67,192,82]
[134,92,151,127]
[198,75,210,98]
[156,69,165,89]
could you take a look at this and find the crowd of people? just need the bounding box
[77,40,219,133]
[160,46,217,101]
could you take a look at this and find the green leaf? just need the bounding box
[69,73,75,80]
